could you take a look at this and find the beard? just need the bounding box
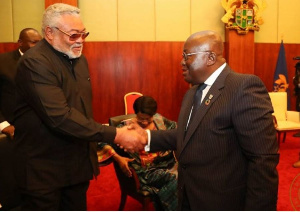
[52,39,83,59]
[67,43,83,59]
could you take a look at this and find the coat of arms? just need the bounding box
[221,0,266,34]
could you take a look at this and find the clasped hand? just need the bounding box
[114,122,148,153]
[2,125,15,140]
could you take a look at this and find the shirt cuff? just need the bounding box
[144,129,151,152]
[0,121,10,132]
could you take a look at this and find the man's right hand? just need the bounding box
[2,125,15,140]
[114,126,148,153]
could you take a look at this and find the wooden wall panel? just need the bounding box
[225,30,255,74]
[45,0,77,8]
[0,43,18,53]
[1,42,300,123]
[255,43,300,111]
[83,41,188,123]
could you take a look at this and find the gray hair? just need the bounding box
[41,3,80,36]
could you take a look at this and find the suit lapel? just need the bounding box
[180,66,231,155]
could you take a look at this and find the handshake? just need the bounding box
[114,122,148,153]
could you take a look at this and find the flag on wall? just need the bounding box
[273,40,290,109]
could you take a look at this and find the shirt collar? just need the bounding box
[204,63,226,86]
[19,48,24,56]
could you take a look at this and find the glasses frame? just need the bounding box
[137,119,153,124]
[54,27,89,41]
[136,116,154,125]
[182,51,212,61]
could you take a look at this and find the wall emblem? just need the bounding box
[221,0,266,34]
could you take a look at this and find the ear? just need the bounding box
[17,39,23,46]
[45,26,54,40]
[206,52,216,66]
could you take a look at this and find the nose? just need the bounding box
[181,58,186,67]
[76,36,84,43]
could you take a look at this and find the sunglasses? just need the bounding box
[54,27,89,41]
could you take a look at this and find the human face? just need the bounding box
[19,30,42,53]
[52,14,87,59]
[54,27,89,41]
[181,38,213,85]
[136,112,154,128]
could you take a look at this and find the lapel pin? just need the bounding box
[205,94,214,105]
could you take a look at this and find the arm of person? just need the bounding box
[0,112,13,138]
[1,124,15,140]
[97,142,134,177]
[16,55,146,151]
[16,56,116,143]
[233,75,279,210]
[149,129,177,152]
[113,153,134,177]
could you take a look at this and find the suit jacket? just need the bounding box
[0,49,20,123]
[0,49,22,210]
[151,65,279,210]
[13,39,116,190]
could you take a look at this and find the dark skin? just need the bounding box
[1,29,42,140]
[114,112,156,177]
[129,31,227,146]
[181,30,226,85]
[18,29,42,53]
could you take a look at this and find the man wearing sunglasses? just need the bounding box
[13,3,147,210]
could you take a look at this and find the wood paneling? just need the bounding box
[45,0,77,8]
[83,41,188,123]
[1,41,300,123]
[225,29,255,74]
[0,43,18,53]
[255,43,300,111]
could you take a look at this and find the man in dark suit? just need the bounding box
[147,30,279,210]
[0,28,41,210]
[13,3,146,210]
[0,28,41,139]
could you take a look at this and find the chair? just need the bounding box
[108,114,152,211]
[124,92,143,115]
[108,114,136,127]
[269,92,300,146]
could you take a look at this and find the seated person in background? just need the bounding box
[98,96,178,210]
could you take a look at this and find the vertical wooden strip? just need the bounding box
[45,0,77,8]
[225,29,254,74]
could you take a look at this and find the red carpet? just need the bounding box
[87,132,300,211]
[86,163,151,211]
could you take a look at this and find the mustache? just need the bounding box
[71,43,83,48]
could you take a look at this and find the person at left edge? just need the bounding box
[0,28,42,140]
[0,28,41,210]
[13,3,147,210]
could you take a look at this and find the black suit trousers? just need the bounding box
[20,181,89,210]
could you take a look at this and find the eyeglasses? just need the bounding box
[182,51,212,61]
[136,117,153,125]
[54,27,89,41]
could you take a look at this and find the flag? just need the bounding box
[273,40,290,109]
